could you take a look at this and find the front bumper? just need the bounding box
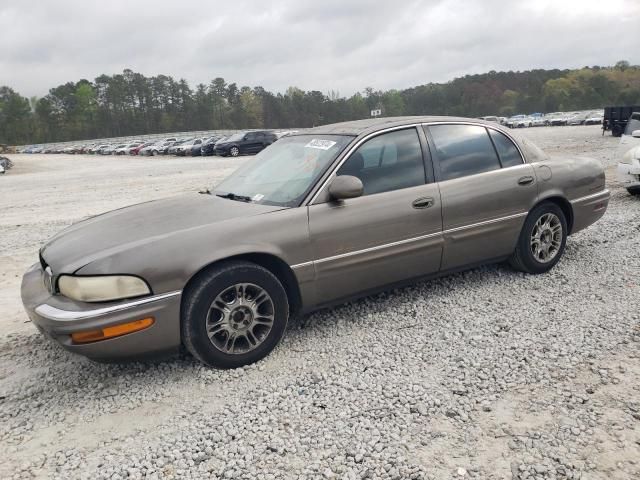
[21,263,182,362]
[617,161,640,188]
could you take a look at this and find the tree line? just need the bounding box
[1,61,639,145]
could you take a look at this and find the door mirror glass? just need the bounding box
[329,175,364,200]
[632,129,640,138]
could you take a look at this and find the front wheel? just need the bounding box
[230,146,240,157]
[509,202,567,274]
[181,261,289,368]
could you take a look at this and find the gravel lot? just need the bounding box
[1,125,639,479]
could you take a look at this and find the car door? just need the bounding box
[424,123,537,271]
[307,127,443,305]
[242,132,260,154]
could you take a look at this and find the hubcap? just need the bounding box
[530,213,562,263]
[231,147,239,156]
[206,283,274,354]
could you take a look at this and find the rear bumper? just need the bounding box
[21,263,182,362]
[570,189,610,234]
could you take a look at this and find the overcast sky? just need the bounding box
[1,0,639,98]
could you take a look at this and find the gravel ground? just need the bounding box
[1,125,639,480]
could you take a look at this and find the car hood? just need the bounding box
[41,194,285,274]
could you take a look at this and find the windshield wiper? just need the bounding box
[215,192,253,202]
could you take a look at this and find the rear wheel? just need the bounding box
[509,202,567,274]
[181,261,289,368]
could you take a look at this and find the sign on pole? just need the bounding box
[370,109,382,117]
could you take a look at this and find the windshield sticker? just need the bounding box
[252,193,265,202]
[305,139,336,150]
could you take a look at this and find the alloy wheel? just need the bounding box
[230,147,239,157]
[530,213,562,263]
[206,283,275,354]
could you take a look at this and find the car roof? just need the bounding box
[299,116,501,136]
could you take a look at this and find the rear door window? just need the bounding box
[427,124,501,181]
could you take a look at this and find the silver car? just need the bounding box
[21,117,610,368]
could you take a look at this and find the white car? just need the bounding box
[616,113,640,195]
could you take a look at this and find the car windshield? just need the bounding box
[214,134,353,207]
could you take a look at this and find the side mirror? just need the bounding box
[328,175,363,200]
[632,130,640,138]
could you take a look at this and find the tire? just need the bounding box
[627,186,640,195]
[181,261,289,368]
[509,202,568,274]
[230,146,240,157]
[612,125,623,137]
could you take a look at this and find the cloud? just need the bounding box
[0,0,638,98]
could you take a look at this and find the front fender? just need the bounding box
[76,207,312,295]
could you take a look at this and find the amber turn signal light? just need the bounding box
[71,317,154,344]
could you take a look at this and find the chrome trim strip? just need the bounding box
[443,212,528,234]
[291,261,314,270]
[315,231,442,265]
[570,189,610,204]
[293,212,528,267]
[34,290,181,321]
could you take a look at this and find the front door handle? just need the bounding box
[517,176,534,186]
[412,197,434,209]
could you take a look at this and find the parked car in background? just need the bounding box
[176,138,203,156]
[567,113,587,125]
[530,116,546,127]
[168,138,194,155]
[201,136,226,156]
[546,113,568,126]
[103,144,123,155]
[506,115,527,128]
[584,112,604,125]
[616,112,640,195]
[130,142,154,155]
[115,143,143,155]
[93,144,111,154]
[21,116,610,368]
[275,130,299,139]
[479,116,500,123]
[509,115,533,128]
[214,130,278,156]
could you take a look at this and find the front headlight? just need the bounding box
[57,275,151,302]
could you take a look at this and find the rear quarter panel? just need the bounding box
[531,155,607,234]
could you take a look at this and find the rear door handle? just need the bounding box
[518,176,534,185]
[412,197,434,209]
